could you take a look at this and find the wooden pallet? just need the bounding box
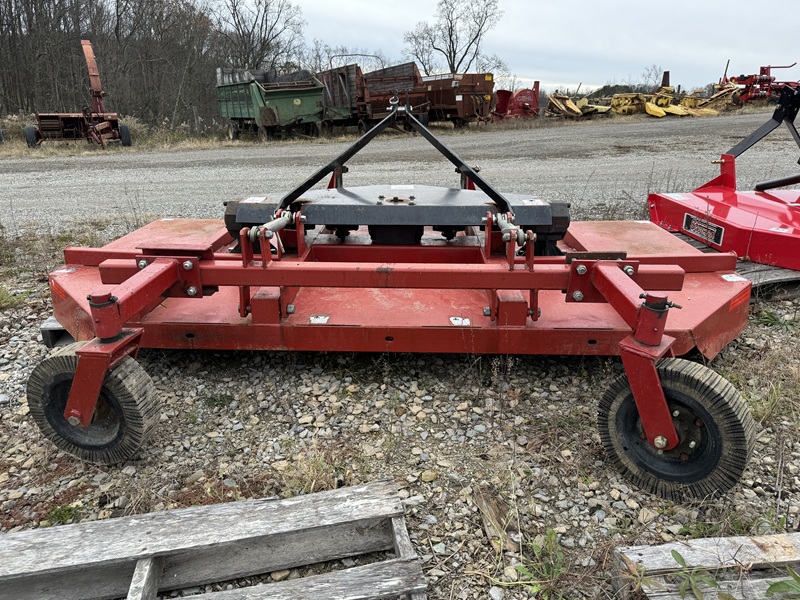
[0,478,426,600]
[614,532,800,599]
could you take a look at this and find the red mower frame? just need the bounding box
[31,105,756,500]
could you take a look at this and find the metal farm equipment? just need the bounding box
[423,73,495,127]
[216,68,348,140]
[727,63,799,105]
[493,84,541,121]
[31,102,756,501]
[649,87,800,285]
[25,40,131,148]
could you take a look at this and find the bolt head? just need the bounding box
[572,291,584,302]
[186,286,198,297]
[483,306,491,316]
[67,415,81,426]
[653,435,668,449]
[576,265,587,275]
[182,260,194,271]
[286,304,296,314]
[623,265,635,276]
[137,259,148,269]
[672,410,680,417]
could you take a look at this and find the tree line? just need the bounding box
[0,0,507,130]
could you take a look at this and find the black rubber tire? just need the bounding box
[24,125,39,148]
[598,358,756,500]
[27,342,160,464]
[0,129,4,144]
[118,124,132,147]
[227,122,240,141]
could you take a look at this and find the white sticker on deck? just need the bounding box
[721,274,748,282]
[450,317,471,326]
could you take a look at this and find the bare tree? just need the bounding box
[403,0,502,75]
[302,39,388,74]
[215,0,305,70]
[641,63,664,90]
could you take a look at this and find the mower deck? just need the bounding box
[49,218,749,359]
[30,105,758,501]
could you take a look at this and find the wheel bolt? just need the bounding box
[672,410,680,417]
[67,416,80,426]
[653,435,668,449]
[688,440,697,449]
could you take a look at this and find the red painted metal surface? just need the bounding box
[493,83,540,121]
[65,330,143,427]
[48,218,749,358]
[649,154,800,271]
[727,63,798,104]
[45,202,751,449]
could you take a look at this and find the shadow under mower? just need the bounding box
[32,102,755,501]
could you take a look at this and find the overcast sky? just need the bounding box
[299,0,800,92]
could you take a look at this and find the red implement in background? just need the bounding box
[29,105,755,501]
[649,87,800,284]
[493,83,541,121]
[25,40,131,149]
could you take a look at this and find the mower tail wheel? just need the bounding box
[598,358,756,501]
[227,122,240,141]
[118,124,132,147]
[24,125,39,148]
[27,342,160,464]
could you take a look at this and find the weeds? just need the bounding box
[277,441,354,496]
[204,393,235,408]
[0,285,24,309]
[752,308,799,331]
[514,529,569,598]
[767,566,800,598]
[669,550,720,599]
[44,504,81,525]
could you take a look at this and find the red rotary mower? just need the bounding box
[649,87,800,286]
[31,104,756,501]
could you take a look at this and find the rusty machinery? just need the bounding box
[25,40,131,149]
[30,102,756,501]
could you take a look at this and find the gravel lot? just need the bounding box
[1,111,799,599]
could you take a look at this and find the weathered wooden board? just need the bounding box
[0,478,425,600]
[637,574,791,599]
[192,558,426,599]
[614,532,800,599]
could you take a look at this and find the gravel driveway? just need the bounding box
[1,111,797,229]
[1,111,799,599]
